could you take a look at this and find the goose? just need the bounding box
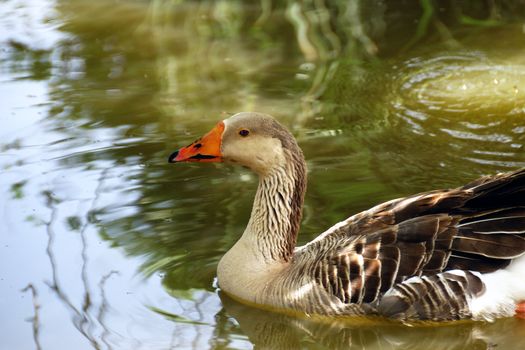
[168,112,525,322]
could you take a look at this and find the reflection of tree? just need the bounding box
[98,270,119,350]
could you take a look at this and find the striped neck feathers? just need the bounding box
[244,148,306,263]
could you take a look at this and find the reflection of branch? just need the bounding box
[287,2,318,61]
[43,191,82,317]
[255,0,272,25]
[210,306,233,349]
[192,293,208,349]
[162,292,221,349]
[314,0,341,57]
[169,325,183,349]
[301,60,339,119]
[345,0,377,55]
[98,270,119,350]
[79,168,109,330]
[21,284,42,350]
[401,0,433,52]
[42,187,102,349]
[42,168,109,348]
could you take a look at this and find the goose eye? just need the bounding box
[239,129,250,137]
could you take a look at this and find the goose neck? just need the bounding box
[245,149,306,262]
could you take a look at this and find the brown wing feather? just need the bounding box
[294,169,525,312]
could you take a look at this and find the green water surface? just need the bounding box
[1,1,525,349]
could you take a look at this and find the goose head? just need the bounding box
[169,112,302,176]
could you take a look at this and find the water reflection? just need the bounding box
[1,0,525,349]
[221,293,525,350]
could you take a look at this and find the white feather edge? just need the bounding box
[469,255,525,321]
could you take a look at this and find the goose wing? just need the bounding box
[293,169,525,318]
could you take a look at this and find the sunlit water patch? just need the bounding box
[389,49,525,171]
[399,52,525,115]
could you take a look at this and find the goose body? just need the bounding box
[169,112,525,321]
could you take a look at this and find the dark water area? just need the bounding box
[1,1,525,349]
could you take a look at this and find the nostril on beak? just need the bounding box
[168,150,179,163]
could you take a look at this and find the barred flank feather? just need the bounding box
[378,271,484,320]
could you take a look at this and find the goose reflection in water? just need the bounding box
[219,292,525,350]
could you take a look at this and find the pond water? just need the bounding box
[1,1,525,349]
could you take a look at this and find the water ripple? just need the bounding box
[388,50,525,169]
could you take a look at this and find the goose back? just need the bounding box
[287,169,525,320]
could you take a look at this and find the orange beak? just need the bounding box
[168,121,225,163]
